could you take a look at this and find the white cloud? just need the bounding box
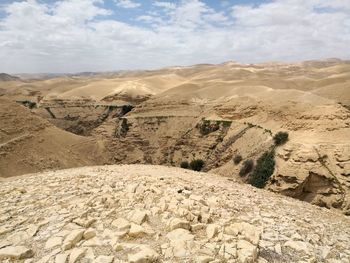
[152,1,176,10]
[0,0,349,73]
[115,0,141,9]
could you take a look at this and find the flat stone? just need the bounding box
[274,243,282,255]
[191,223,206,231]
[83,228,96,240]
[55,253,69,263]
[83,237,104,247]
[27,224,39,237]
[45,237,63,249]
[168,218,190,230]
[284,240,309,254]
[0,246,34,259]
[237,240,258,263]
[219,243,237,260]
[68,248,86,263]
[112,218,131,231]
[225,222,261,245]
[73,217,96,228]
[166,228,194,243]
[128,246,159,263]
[196,255,215,263]
[206,224,219,239]
[129,210,148,225]
[93,255,114,263]
[62,229,85,250]
[129,223,148,238]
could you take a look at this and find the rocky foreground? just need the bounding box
[0,165,349,263]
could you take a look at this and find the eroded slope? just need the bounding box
[0,98,111,177]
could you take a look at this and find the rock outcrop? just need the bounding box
[0,165,349,262]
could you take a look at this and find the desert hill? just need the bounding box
[0,59,349,214]
[0,98,111,177]
[0,73,20,82]
[0,165,349,262]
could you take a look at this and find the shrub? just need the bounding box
[189,159,204,171]
[198,120,219,135]
[239,159,254,176]
[180,161,189,169]
[250,151,275,188]
[233,154,242,165]
[273,131,289,146]
[121,105,134,115]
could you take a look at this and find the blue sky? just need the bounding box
[0,0,349,73]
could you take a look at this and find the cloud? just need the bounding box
[114,0,141,9]
[0,0,349,73]
[152,1,176,10]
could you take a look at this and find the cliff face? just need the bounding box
[101,95,350,214]
[269,143,350,214]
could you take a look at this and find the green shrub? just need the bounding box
[239,159,254,176]
[189,159,204,171]
[121,105,134,115]
[233,154,242,165]
[273,131,289,146]
[180,161,189,169]
[250,151,275,188]
[198,120,220,135]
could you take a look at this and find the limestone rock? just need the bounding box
[62,229,85,250]
[168,218,190,230]
[196,255,215,263]
[68,248,86,263]
[129,223,147,238]
[127,246,159,263]
[112,218,131,231]
[93,255,114,263]
[83,228,96,240]
[55,253,69,263]
[45,237,62,249]
[206,224,219,239]
[0,246,34,259]
[129,210,148,225]
[237,240,258,263]
[284,240,310,254]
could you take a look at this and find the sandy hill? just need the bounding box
[0,73,20,82]
[0,165,349,262]
[0,98,111,177]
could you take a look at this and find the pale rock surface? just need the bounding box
[127,245,159,263]
[0,246,33,259]
[0,165,349,262]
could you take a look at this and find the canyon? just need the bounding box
[0,59,349,216]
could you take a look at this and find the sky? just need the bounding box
[0,0,349,73]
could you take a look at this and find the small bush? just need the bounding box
[233,154,242,165]
[189,159,204,171]
[198,120,220,135]
[239,159,254,176]
[273,131,289,146]
[121,105,134,115]
[180,161,189,169]
[250,151,275,188]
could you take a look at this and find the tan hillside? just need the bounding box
[0,98,111,177]
[0,165,349,262]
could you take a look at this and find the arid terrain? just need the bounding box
[0,165,349,262]
[1,59,349,214]
[0,59,350,262]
